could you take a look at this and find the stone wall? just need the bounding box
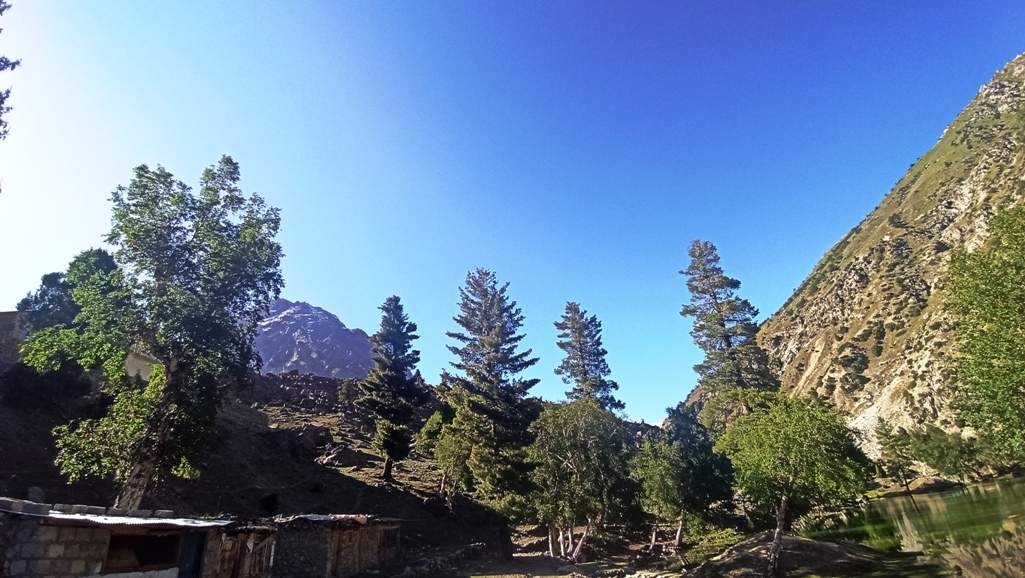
[272,518,400,578]
[0,513,110,577]
[270,520,331,578]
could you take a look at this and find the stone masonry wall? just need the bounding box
[0,513,110,577]
[269,522,329,578]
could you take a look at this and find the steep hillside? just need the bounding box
[254,298,374,379]
[0,373,506,553]
[760,54,1025,447]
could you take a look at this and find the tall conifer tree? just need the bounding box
[436,268,540,514]
[357,295,425,480]
[554,302,623,411]
[680,240,777,434]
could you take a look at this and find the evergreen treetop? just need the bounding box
[554,301,623,411]
[680,240,776,393]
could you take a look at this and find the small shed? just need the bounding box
[0,498,275,578]
[271,514,401,578]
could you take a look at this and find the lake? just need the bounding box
[806,478,1025,577]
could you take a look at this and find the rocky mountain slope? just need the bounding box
[254,298,374,379]
[759,54,1025,448]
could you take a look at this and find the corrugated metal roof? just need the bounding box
[43,511,232,530]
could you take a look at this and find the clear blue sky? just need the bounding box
[1,1,1024,423]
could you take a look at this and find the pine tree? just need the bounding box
[554,302,623,411]
[357,295,425,480]
[680,240,777,434]
[436,268,540,515]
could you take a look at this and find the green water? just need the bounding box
[806,478,1025,577]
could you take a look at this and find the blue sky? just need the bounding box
[1,1,1024,423]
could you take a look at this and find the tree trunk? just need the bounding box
[382,457,394,481]
[674,514,684,546]
[113,451,159,510]
[566,526,576,555]
[547,525,556,557]
[113,370,177,510]
[648,524,658,553]
[900,469,912,496]
[438,471,447,495]
[571,521,591,562]
[558,526,566,557]
[767,495,789,578]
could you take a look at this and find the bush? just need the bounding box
[0,361,91,409]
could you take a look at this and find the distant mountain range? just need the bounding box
[254,298,374,380]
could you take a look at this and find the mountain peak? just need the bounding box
[255,298,373,379]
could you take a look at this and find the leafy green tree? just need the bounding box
[633,405,732,549]
[17,249,118,333]
[528,398,629,560]
[680,240,777,435]
[875,423,917,495]
[947,206,1025,459]
[21,157,283,509]
[715,397,871,577]
[436,268,540,516]
[908,425,983,485]
[0,1,19,141]
[554,302,623,411]
[357,295,425,480]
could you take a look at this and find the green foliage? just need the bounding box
[907,425,983,481]
[947,206,1025,459]
[663,404,734,512]
[357,296,425,470]
[373,420,412,463]
[875,423,917,489]
[715,397,872,519]
[415,409,445,455]
[23,157,283,500]
[630,436,689,522]
[53,366,169,482]
[436,269,540,515]
[0,1,19,141]
[17,249,118,333]
[554,302,623,411]
[697,386,776,439]
[680,240,778,433]
[528,398,630,531]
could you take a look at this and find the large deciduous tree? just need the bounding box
[634,405,732,550]
[528,398,629,560]
[0,1,19,141]
[21,156,283,509]
[715,397,871,577]
[435,268,540,516]
[947,206,1025,459]
[680,240,777,436]
[357,295,426,481]
[554,302,623,411]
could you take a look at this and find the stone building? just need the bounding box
[0,498,275,578]
[271,514,400,578]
